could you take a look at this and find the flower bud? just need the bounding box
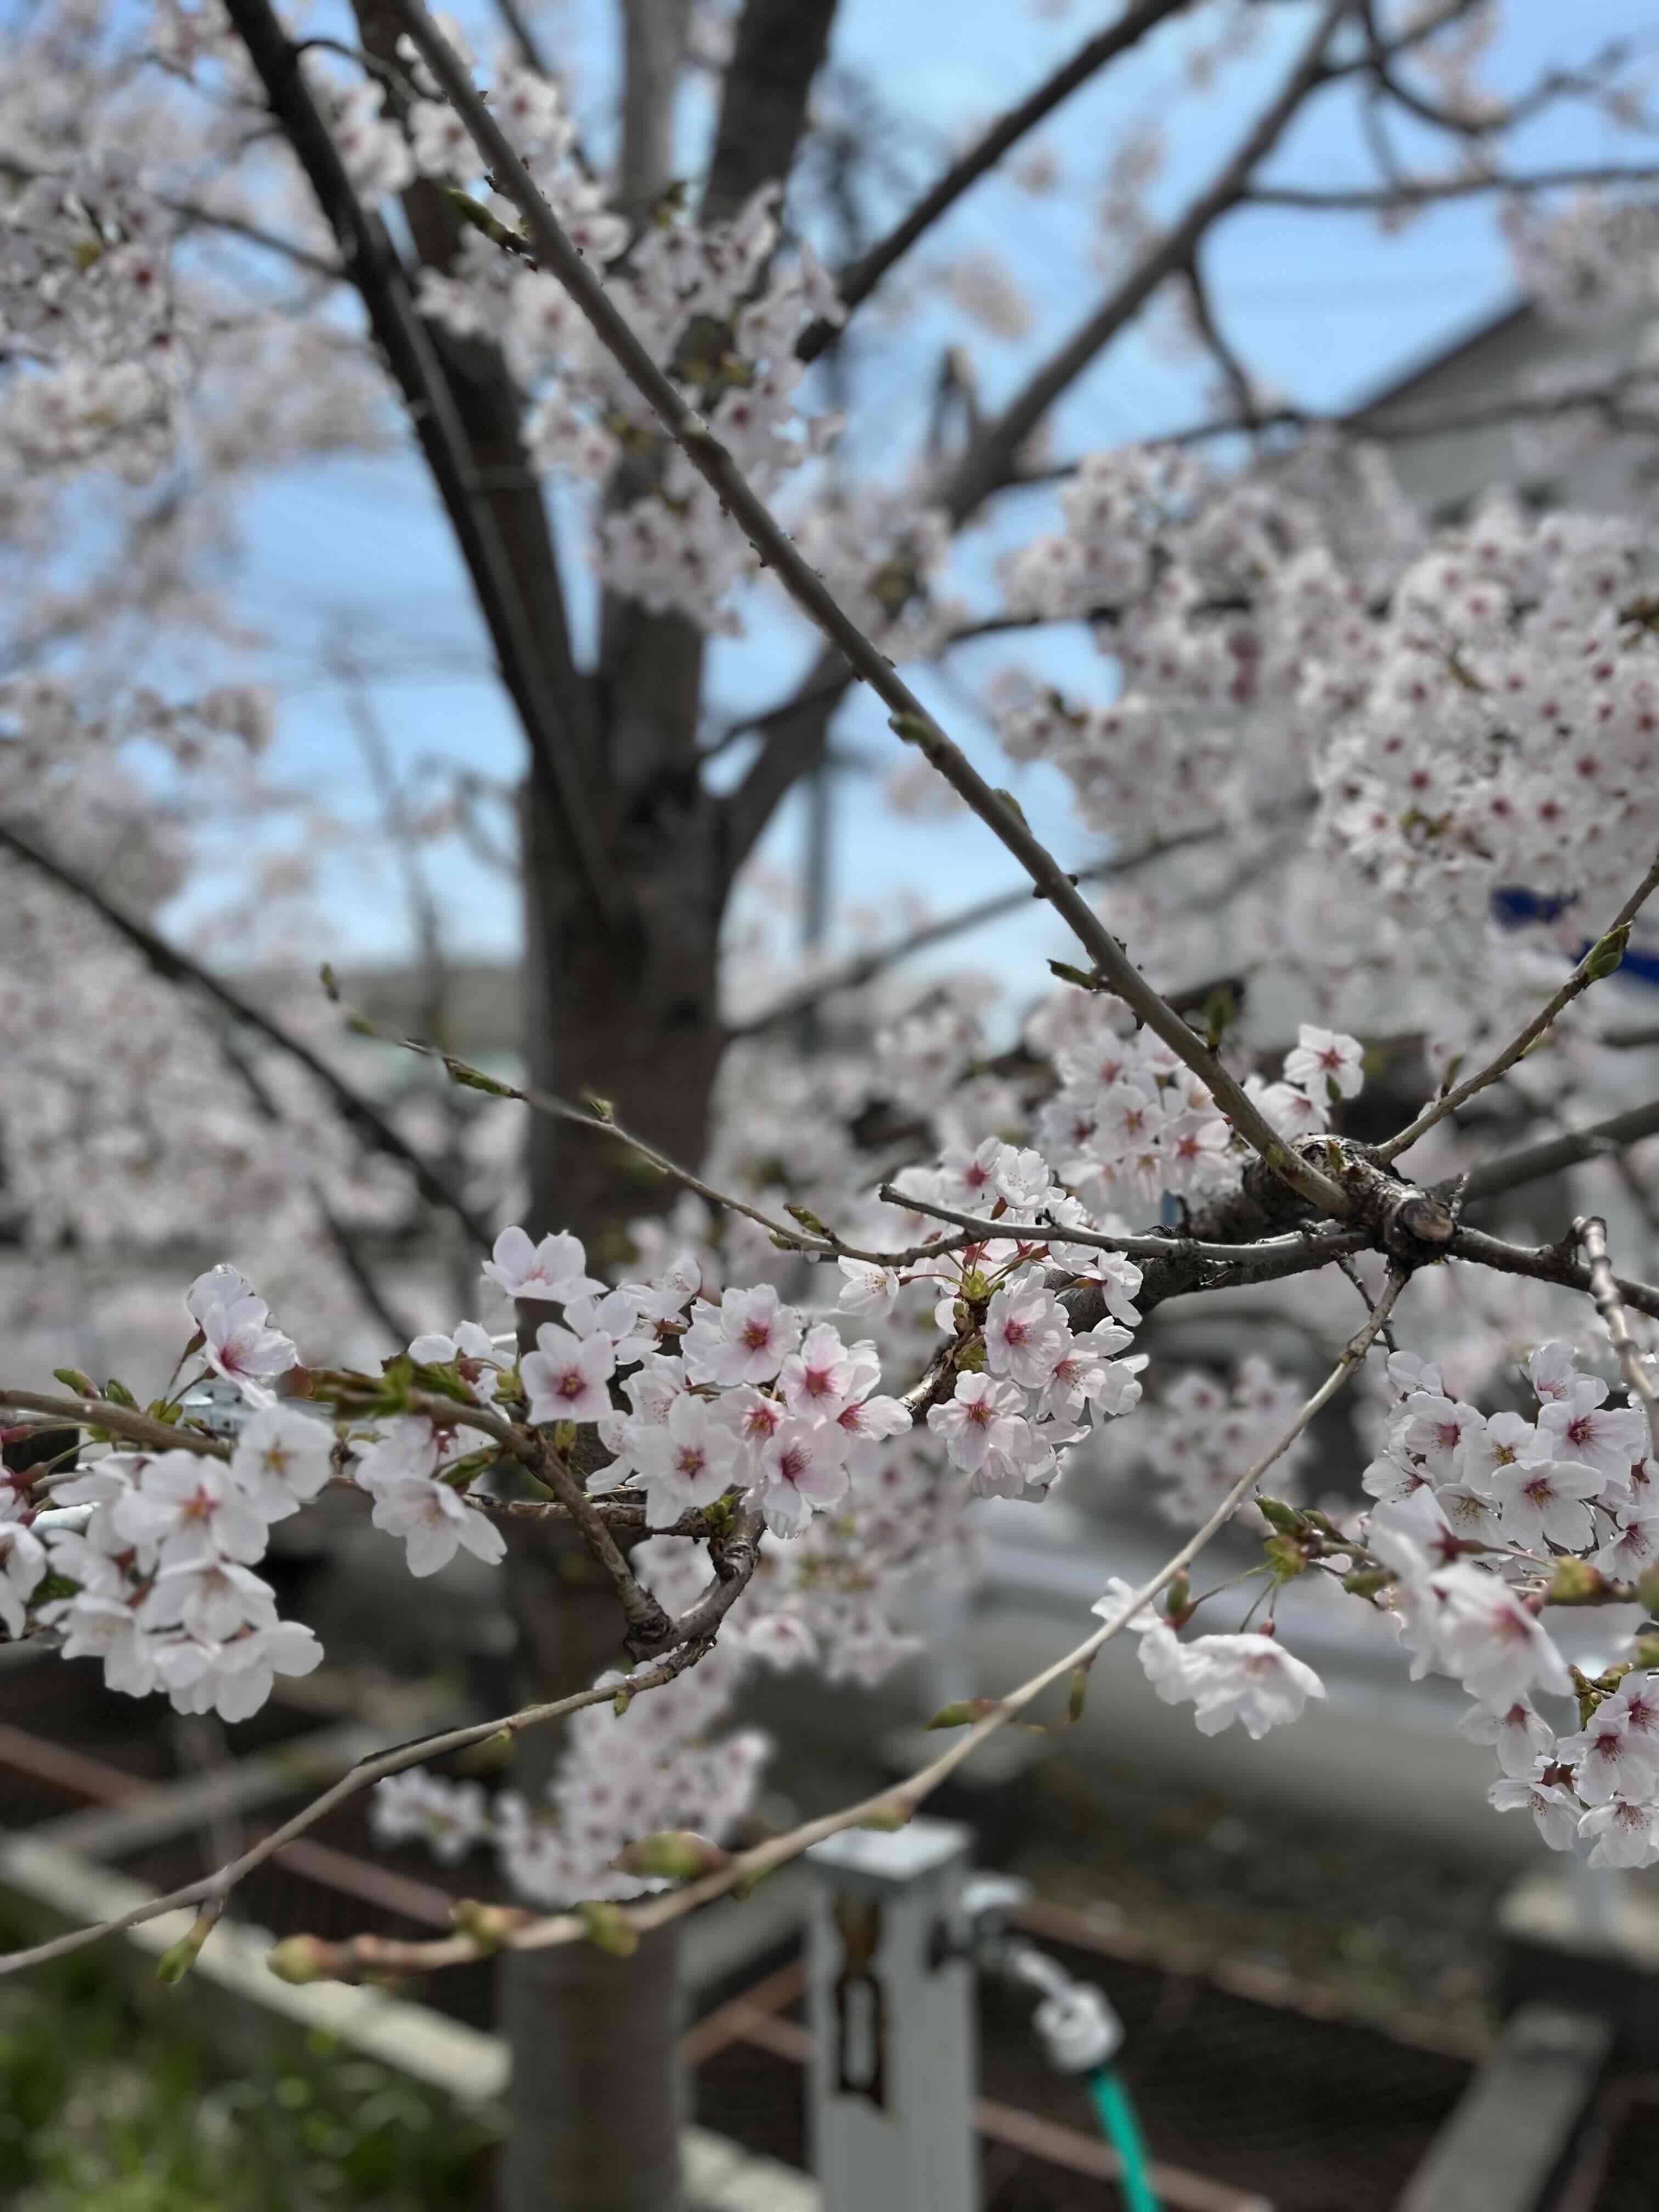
[577,1900,639,1957]
[1579,922,1630,985]
[1265,1533,1309,1582]
[923,1697,998,1731]
[611,1830,732,1881]
[266,1934,335,1985]
[1548,1558,1606,1606]
[452,1898,531,1950]
[156,1909,216,1985]
[1256,1497,1304,1536]
[1343,1568,1389,1598]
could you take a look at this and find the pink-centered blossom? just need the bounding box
[682,1285,803,1387]
[1283,1023,1364,1099]
[752,1417,849,1538]
[927,1372,1026,1475]
[482,1225,604,1305]
[522,1322,616,1424]
[371,1478,507,1577]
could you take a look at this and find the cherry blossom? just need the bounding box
[634,1395,737,1527]
[1488,1772,1582,1853]
[522,1322,617,1425]
[753,1417,850,1539]
[1576,1797,1659,1870]
[682,1285,803,1387]
[1537,1390,1651,1485]
[111,1453,269,1566]
[230,1404,334,1520]
[1282,1025,1364,1099]
[369,1475,508,1578]
[481,1225,605,1305]
[927,1372,1028,1478]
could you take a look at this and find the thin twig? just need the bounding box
[0,821,493,1249]
[0,1389,229,1461]
[725,820,1237,1041]
[1575,1215,1659,1448]
[1248,162,1659,209]
[0,1646,704,1981]
[1381,850,1659,1164]
[798,0,1194,362]
[278,1266,1409,1981]
[868,1184,1359,1271]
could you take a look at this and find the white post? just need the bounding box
[805,1819,978,2212]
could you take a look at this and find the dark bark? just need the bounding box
[496,1522,687,2212]
[702,0,837,223]
[500,1928,685,2209]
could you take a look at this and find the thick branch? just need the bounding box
[1445,1224,1659,1324]
[0,821,493,1248]
[222,0,619,924]
[702,0,837,224]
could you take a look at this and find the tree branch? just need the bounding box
[0,1646,706,1981]
[1445,1224,1659,1324]
[727,0,1348,853]
[1577,1214,1659,1445]
[939,0,1349,521]
[1449,1098,1659,1207]
[797,0,1195,361]
[390,0,1348,1218]
[269,1267,1408,1982]
[221,0,620,926]
[724,821,1230,1040]
[1380,848,1659,1164]
[1248,162,1659,209]
[0,820,493,1249]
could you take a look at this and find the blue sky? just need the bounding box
[183,0,1659,1007]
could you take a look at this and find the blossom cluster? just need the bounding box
[479,1221,910,1541]
[1359,1344,1659,1867]
[985,432,1659,1081]
[1029,990,1365,1218]
[16,1271,328,1720]
[318,29,843,630]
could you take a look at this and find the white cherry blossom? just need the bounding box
[522,1323,617,1424]
[370,1477,508,1577]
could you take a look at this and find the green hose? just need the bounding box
[1088,2065,1161,2212]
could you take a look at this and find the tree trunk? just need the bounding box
[499,765,726,2212]
[498,1511,687,2212]
[499,5,840,2196]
